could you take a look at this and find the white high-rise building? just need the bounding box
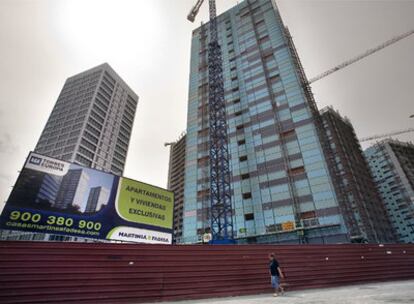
[0,63,138,242]
[35,63,138,175]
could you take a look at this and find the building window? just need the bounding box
[239,155,248,162]
[242,192,252,199]
[269,74,280,83]
[259,35,269,43]
[238,139,246,145]
[241,173,250,180]
[244,213,254,221]
[281,129,295,138]
[75,154,92,167]
[289,166,305,175]
[255,19,265,27]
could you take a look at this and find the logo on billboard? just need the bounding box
[107,226,172,244]
[29,156,42,165]
[25,152,69,176]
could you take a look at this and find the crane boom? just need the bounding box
[308,29,414,84]
[360,128,414,142]
[187,0,205,22]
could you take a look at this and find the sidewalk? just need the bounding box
[156,280,414,304]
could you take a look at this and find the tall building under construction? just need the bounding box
[320,107,395,243]
[182,0,394,244]
[365,140,414,243]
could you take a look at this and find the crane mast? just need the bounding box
[188,0,234,242]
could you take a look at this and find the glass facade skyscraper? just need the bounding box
[183,0,351,244]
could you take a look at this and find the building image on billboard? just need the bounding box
[7,156,114,215]
[0,152,174,244]
[7,171,63,210]
[36,175,62,205]
[54,169,90,211]
[85,187,110,213]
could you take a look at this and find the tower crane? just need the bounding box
[187,0,234,243]
[359,128,414,143]
[185,0,413,243]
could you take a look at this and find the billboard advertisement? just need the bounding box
[0,152,174,244]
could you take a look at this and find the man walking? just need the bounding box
[269,253,285,297]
